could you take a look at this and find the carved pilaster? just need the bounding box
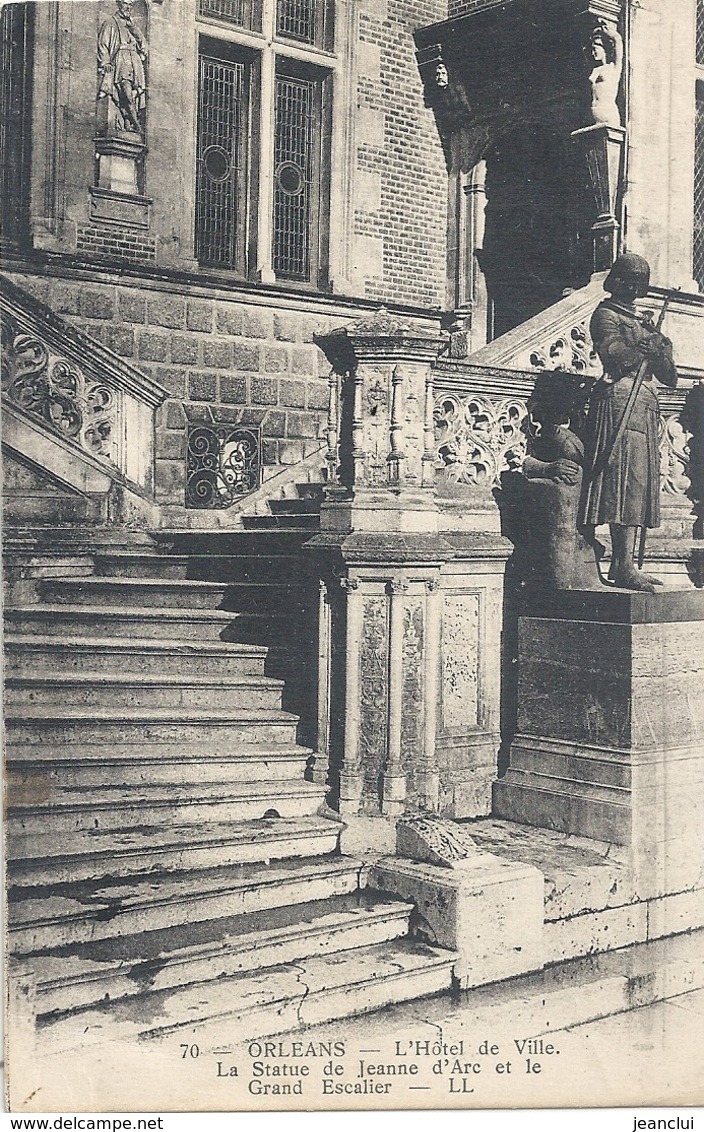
[388,366,405,487]
[383,577,409,815]
[340,575,364,812]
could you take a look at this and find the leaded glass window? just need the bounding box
[198,0,260,33]
[276,0,332,50]
[697,0,704,67]
[195,51,249,269]
[273,73,319,281]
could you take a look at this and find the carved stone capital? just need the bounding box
[388,578,409,596]
[339,576,360,593]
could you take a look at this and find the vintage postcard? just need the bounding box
[2,0,704,1114]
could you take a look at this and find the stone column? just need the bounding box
[571,123,626,272]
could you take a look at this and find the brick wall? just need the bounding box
[354,0,448,309]
[76,226,157,264]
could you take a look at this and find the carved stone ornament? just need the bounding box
[396,813,480,869]
[434,393,527,489]
[1,311,115,464]
[516,318,603,378]
[348,307,413,338]
[584,19,623,129]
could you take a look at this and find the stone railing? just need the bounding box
[1,276,167,493]
[433,365,703,516]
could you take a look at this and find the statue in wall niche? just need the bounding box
[97,0,148,135]
[578,253,678,591]
[507,372,601,591]
[584,19,623,128]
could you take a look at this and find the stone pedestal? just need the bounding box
[493,589,704,901]
[309,311,508,819]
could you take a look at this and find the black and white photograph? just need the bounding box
[1,0,704,1114]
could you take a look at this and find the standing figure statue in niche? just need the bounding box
[584,19,623,128]
[97,0,148,135]
[578,253,678,592]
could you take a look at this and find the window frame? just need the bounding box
[194,0,336,290]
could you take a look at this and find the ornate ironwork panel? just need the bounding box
[695,89,704,292]
[1,311,116,463]
[196,53,248,269]
[186,425,261,508]
[273,72,317,281]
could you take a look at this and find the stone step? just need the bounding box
[37,937,455,1047]
[4,705,301,746]
[37,577,298,611]
[155,529,315,556]
[8,816,342,886]
[93,552,307,584]
[241,515,320,530]
[9,855,365,952]
[8,777,326,835]
[4,604,272,641]
[2,634,270,677]
[268,498,322,516]
[30,893,412,1018]
[4,672,286,710]
[6,741,314,788]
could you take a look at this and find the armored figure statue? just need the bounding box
[578,253,677,592]
[584,19,623,128]
[97,0,147,135]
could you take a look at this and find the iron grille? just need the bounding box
[273,74,318,281]
[186,425,261,508]
[195,53,248,269]
[198,0,258,31]
[695,93,704,291]
[698,0,704,66]
[276,0,317,44]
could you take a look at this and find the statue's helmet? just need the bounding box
[604,253,650,298]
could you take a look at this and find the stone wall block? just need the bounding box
[188,372,218,402]
[251,377,278,406]
[286,411,319,439]
[279,439,305,464]
[157,431,187,459]
[233,342,261,371]
[80,289,115,320]
[148,295,186,329]
[291,346,318,376]
[216,304,244,336]
[238,408,268,428]
[155,458,185,500]
[118,292,147,324]
[242,306,274,339]
[137,332,170,362]
[186,300,214,333]
[202,340,233,369]
[51,284,82,316]
[165,401,186,429]
[220,375,248,404]
[263,410,286,438]
[280,379,306,408]
[274,311,301,341]
[170,335,200,365]
[262,439,279,465]
[102,325,135,357]
[154,367,187,398]
[306,380,329,411]
[264,345,290,373]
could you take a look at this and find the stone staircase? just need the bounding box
[4,523,457,1051]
